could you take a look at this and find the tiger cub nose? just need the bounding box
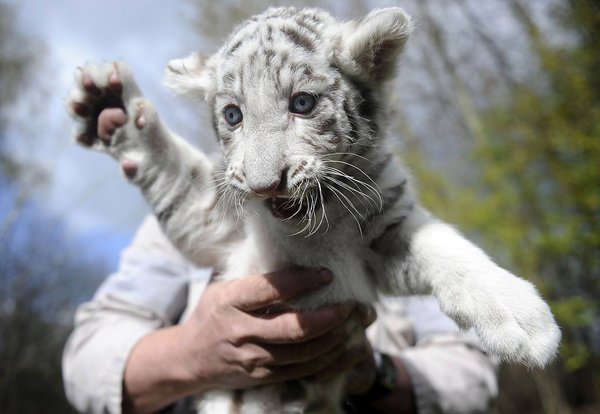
[250,179,283,197]
[248,167,288,197]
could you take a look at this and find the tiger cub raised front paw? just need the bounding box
[66,61,166,182]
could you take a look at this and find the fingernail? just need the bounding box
[317,268,333,285]
[356,304,377,325]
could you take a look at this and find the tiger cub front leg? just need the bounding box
[67,61,190,190]
[67,62,220,265]
[386,213,561,368]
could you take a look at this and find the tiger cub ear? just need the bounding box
[337,8,413,82]
[164,52,215,99]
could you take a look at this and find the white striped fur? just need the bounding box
[69,7,560,413]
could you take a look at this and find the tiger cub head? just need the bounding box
[165,7,412,226]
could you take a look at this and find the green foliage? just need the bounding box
[552,297,596,329]
[560,341,591,372]
[407,0,599,375]
[477,79,600,294]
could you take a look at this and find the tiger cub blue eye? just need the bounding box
[290,93,316,114]
[224,105,243,126]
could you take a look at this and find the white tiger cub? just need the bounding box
[68,7,560,413]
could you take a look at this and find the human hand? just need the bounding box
[343,336,378,396]
[175,268,375,392]
[310,304,377,395]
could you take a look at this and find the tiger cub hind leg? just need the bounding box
[195,381,344,414]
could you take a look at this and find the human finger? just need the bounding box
[231,268,333,312]
[314,334,372,383]
[248,302,354,344]
[355,304,377,327]
[239,314,361,367]
[244,343,347,385]
[344,350,377,395]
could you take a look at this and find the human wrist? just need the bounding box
[345,351,394,410]
[345,352,416,414]
[123,325,208,413]
[372,355,417,414]
[168,324,209,390]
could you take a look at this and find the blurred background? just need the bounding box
[0,0,598,412]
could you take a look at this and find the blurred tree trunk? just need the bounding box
[451,0,518,89]
[416,0,488,148]
[0,1,46,237]
[533,367,572,414]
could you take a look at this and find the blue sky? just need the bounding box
[6,0,556,267]
[9,0,217,263]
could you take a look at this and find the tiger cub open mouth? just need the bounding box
[267,197,310,220]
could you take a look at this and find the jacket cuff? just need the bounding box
[398,354,441,414]
[398,333,498,414]
[104,322,157,414]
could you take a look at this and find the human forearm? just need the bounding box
[63,294,173,414]
[123,325,206,414]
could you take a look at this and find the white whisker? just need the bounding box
[324,182,363,237]
[322,161,383,210]
[324,174,377,213]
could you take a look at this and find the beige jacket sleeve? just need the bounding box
[62,216,211,414]
[368,296,498,413]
